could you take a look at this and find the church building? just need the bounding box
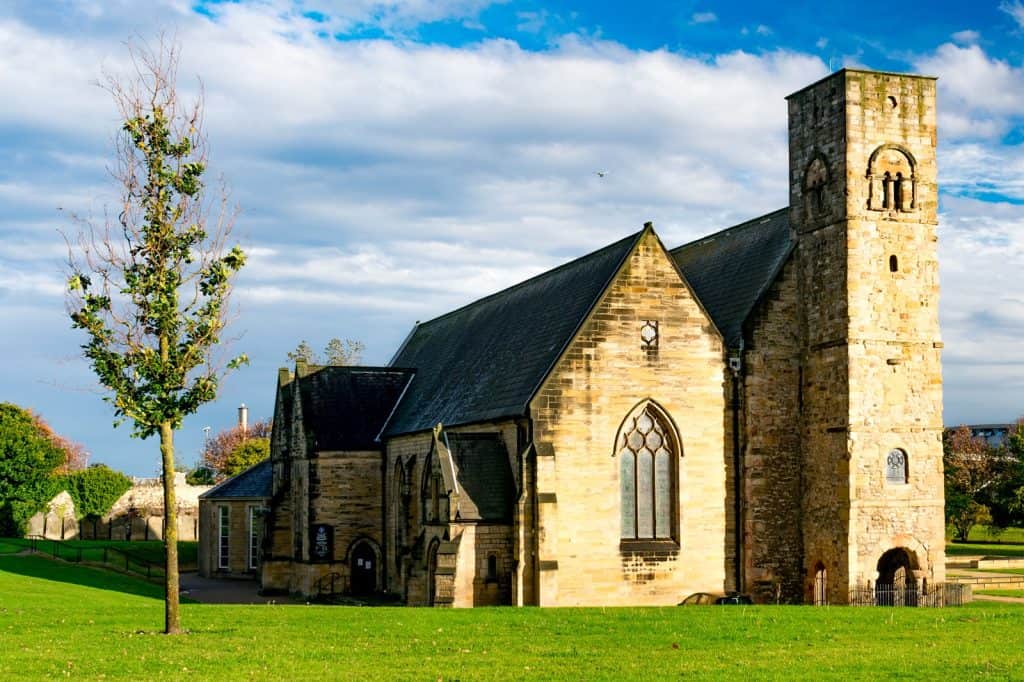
[258,68,947,606]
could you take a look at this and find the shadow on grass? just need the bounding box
[0,554,171,601]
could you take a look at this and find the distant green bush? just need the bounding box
[0,403,65,534]
[186,466,216,486]
[57,464,132,519]
[223,438,270,477]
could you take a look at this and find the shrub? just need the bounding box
[0,403,66,534]
[57,464,133,519]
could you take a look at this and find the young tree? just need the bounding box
[287,337,364,365]
[66,39,246,635]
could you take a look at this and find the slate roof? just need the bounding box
[670,208,794,348]
[296,366,414,450]
[383,230,644,437]
[200,459,272,499]
[446,433,516,522]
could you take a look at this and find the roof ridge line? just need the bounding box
[300,365,415,372]
[411,229,646,330]
[670,207,788,253]
[521,227,649,414]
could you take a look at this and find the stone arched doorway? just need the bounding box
[813,562,827,606]
[349,540,378,596]
[876,547,919,606]
[426,539,440,606]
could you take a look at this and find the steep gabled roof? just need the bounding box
[296,366,414,451]
[383,229,644,437]
[200,459,272,500]
[670,208,794,349]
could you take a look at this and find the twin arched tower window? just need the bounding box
[804,146,917,216]
[868,146,916,213]
[617,402,678,541]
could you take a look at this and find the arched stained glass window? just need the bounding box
[617,403,677,541]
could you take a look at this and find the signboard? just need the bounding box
[310,524,334,562]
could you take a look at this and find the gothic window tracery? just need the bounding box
[616,401,678,541]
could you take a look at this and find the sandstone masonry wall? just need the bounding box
[741,255,804,602]
[530,229,727,606]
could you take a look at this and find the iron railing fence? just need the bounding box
[26,536,165,581]
[313,571,347,599]
[848,583,967,607]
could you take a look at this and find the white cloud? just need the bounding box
[196,0,505,36]
[1000,0,1024,29]
[515,10,549,33]
[951,29,980,45]
[939,196,1024,419]
[690,12,717,25]
[816,37,828,49]
[915,43,1024,141]
[4,3,1024,467]
[940,143,1024,200]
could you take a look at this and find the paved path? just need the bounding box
[179,572,286,604]
[973,593,1024,604]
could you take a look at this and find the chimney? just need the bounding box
[238,403,249,434]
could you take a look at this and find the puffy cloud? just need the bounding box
[951,29,980,45]
[915,43,1024,141]
[2,2,1024,470]
[690,12,717,25]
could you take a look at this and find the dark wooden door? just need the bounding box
[351,544,376,595]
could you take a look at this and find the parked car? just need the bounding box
[678,592,720,605]
[714,593,753,605]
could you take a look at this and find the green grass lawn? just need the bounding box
[946,542,1024,558]
[967,526,1024,543]
[2,555,1024,679]
[0,538,198,572]
[946,526,1024,558]
[0,539,25,554]
[975,589,1024,598]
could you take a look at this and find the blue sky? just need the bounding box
[3,0,1024,476]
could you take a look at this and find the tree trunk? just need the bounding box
[160,420,181,635]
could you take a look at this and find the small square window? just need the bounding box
[640,320,659,349]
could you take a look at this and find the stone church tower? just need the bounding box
[249,68,949,607]
[789,70,945,601]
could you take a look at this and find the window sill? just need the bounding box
[619,539,679,553]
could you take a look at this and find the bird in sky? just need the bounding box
[595,170,608,178]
